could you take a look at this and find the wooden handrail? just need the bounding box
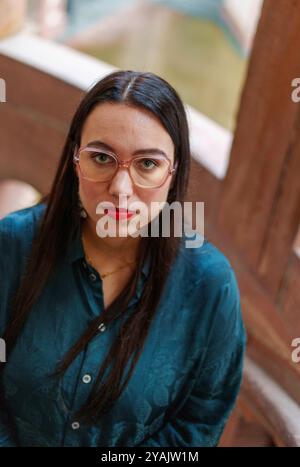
[241,357,300,447]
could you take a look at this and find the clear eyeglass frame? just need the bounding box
[73,146,178,189]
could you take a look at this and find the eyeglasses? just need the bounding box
[73,146,178,189]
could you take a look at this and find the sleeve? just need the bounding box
[0,410,18,447]
[0,217,19,446]
[137,266,247,447]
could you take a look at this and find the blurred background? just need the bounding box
[0,0,263,232]
[1,0,300,447]
[2,0,262,129]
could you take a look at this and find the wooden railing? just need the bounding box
[215,0,300,446]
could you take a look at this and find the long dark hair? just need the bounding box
[2,70,191,424]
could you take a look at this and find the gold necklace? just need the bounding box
[81,231,137,279]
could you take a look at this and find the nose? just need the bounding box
[108,167,134,198]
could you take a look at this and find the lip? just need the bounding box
[105,207,135,220]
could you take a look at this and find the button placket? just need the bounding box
[89,272,97,282]
[82,374,92,384]
[71,421,80,430]
[98,323,106,332]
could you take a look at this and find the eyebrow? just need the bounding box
[86,140,168,158]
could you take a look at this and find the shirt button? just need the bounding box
[82,374,92,384]
[89,273,97,282]
[71,421,80,430]
[98,323,106,332]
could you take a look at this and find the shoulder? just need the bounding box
[0,202,46,237]
[178,232,245,352]
[179,232,236,292]
[0,202,47,332]
[0,201,47,259]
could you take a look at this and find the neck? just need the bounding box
[81,217,141,263]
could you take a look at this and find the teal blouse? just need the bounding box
[0,202,246,447]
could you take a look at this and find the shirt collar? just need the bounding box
[66,221,151,280]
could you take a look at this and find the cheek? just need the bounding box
[138,182,171,205]
[137,183,171,221]
[79,178,108,219]
[79,177,107,208]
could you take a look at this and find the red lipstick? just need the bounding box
[104,207,135,220]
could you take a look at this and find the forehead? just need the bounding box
[80,102,174,156]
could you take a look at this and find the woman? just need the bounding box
[0,70,246,447]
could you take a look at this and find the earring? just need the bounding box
[78,196,87,218]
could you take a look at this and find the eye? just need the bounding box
[138,159,158,170]
[92,153,115,164]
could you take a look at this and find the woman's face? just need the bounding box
[76,102,176,239]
